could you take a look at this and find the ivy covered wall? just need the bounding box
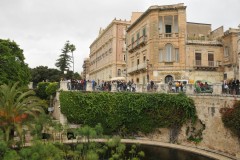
[60,92,196,135]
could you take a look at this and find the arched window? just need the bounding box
[165,44,173,62]
[165,75,173,84]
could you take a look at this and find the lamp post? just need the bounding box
[147,59,149,83]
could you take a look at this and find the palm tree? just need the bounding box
[69,43,76,74]
[0,82,46,145]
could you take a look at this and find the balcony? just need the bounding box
[128,35,147,53]
[159,33,179,38]
[127,62,147,74]
[193,60,218,71]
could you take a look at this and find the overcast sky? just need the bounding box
[0,0,239,73]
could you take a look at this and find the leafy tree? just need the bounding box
[30,66,61,86]
[0,39,31,86]
[0,82,46,145]
[55,41,76,74]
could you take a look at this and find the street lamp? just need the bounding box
[147,59,149,83]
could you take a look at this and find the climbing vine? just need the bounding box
[60,92,197,135]
[221,101,240,138]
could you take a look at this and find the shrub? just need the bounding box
[36,82,50,99]
[222,101,240,138]
[45,82,59,96]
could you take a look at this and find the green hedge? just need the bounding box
[60,92,196,134]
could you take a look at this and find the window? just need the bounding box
[165,75,173,84]
[136,78,139,83]
[165,25,172,33]
[143,56,146,62]
[175,48,179,62]
[131,37,134,44]
[137,32,140,45]
[124,55,126,61]
[208,52,214,66]
[164,16,173,34]
[118,69,121,76]
[159,49,163,62]
[159,16,163,33]
[224,73,227,80]
[195,52,201,66]
[137,59,140,65]
[224,46,229,57]
[143,28,146,36]
[165,44,173,62]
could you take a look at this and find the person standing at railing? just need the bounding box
[232,78,239,95]
[236,79,239,95]
[180,82,183,92]
[175,81,180,92]
[223,80,228,94]
[231,78,237,94]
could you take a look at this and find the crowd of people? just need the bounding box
[222,78,240,95]
[62,78,240,95]
[64,79,138,92]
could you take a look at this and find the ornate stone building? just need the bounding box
[222,28,240,80]
[82,58,90,80]
[88,19,131,82]
[126,3,187,84]
[126,3,240,84]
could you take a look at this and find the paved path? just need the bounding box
[64,138,238,160]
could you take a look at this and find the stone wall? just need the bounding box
[145,95,240,158]
[187,95,240,158]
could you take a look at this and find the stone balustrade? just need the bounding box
[59,81,228,95]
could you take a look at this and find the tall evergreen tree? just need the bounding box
[55,41,76,74]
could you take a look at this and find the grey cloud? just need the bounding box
[0,0,239,73]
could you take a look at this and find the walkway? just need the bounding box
[63,138,238,160]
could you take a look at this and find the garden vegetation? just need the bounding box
[60,92,197,135]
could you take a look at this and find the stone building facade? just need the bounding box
[82,58,90,80]
[127,4,187,84]
[222,28,240,80]
[85,3,239,84]
[126,3,240,84]
[88,19,131,82]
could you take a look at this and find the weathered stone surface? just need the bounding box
[146,95,240,158]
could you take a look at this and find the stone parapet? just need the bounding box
[86,82,93,91]
[111,83,117,92]
[158,84,168,93]
[186,84,195,94]
[60,81,69,91]
[136,84,143,92]
[212,83,222,95]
